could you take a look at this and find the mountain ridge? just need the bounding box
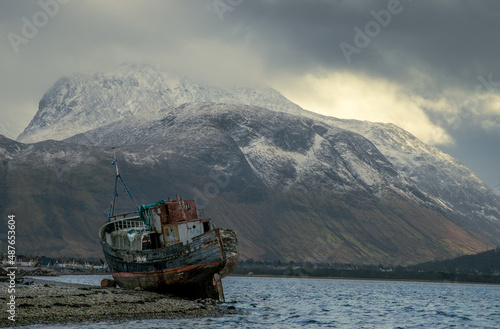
[1,103,496,265]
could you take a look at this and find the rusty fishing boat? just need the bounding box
[98,154,239,301]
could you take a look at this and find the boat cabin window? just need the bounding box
[142,235,152,250]
[142,233,161,250]
[203,221,210,233]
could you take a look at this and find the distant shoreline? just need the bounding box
[18,271,500,285]
[231,249,500,285]
[229,273,500,285]
[8,264,500,285]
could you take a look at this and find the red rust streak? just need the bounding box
[112,260,224,278]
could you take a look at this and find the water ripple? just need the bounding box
[23,276,500,329]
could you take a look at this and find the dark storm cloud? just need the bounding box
[3,0,499,93]
[226,0,500,93]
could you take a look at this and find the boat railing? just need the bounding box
[113,220,148,232]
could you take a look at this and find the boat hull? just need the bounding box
[100,228,238,299]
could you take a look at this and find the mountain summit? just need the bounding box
[17,63,302,143]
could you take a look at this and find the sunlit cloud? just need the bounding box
[272,71,454,146]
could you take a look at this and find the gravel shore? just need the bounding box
[0,278,240,327]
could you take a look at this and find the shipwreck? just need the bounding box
[98,153,239,301]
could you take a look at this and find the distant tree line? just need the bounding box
[233,249,500,284]
[0,254,105,267]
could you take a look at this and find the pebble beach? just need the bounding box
[0,278,240,328]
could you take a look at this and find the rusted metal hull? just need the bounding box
[100,228,238,299]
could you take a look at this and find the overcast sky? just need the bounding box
[1,0,500,186]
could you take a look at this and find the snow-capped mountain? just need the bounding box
[6,64,500,263]
[17,63,302,143]
[2,104,494,264]
[67,103,500,248]
[68,103,413,194]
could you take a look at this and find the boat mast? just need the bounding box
[108,148,139,221]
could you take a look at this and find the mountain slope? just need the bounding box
[1,103,492,265]
[411,248,500,273]
[17,63,302,143]
[17,64,500,248]
[312,115,500,245]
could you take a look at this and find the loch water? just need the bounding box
[22,275,500,328]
